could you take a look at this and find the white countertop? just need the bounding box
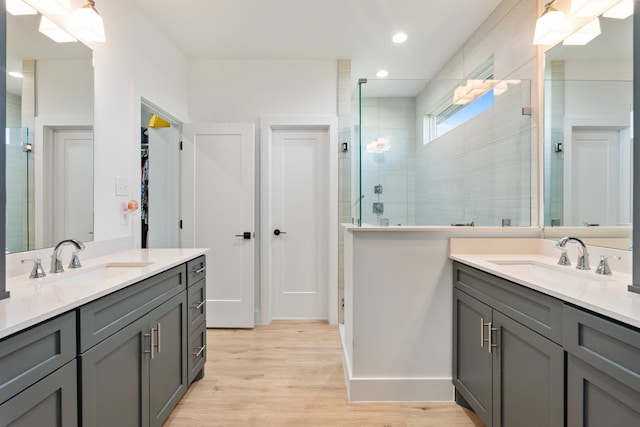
[450,239,640,329]
[0,248,208,340]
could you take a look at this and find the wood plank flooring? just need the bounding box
[165,321,484,426]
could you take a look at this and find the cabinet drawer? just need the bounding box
[0,360,78,427]
[187,279,206,331]
[0,312,76,405]
[454,262,563,344]
[564,304,640,392]
[79,264,186,352]
[187,256,206,288]
[187,325,206,384]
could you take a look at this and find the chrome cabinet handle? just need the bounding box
[192,345,206,358]
[488,323,498,353]
[481,318,490,348]
[195,266,206,274]
[145,327,156,359]
[156,323,162,354]
[192,300,205,310]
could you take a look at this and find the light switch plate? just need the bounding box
[116,176,129,196]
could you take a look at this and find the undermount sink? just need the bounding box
[41,261,155,286]
[488,259,612,284]
[103,261,155,268]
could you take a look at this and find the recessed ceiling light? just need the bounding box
[392,33,408,44]
[8,71,24,79]
[376,70,389,78]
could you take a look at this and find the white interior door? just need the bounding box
[147,126,180,248]
[182,123,255,328]
[566,130,620,226]
[51,128,94,244]
[271,128,328,319]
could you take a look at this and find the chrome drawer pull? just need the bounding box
[194,266,206,274]
[192,345,206,358]
[192,300,206,310]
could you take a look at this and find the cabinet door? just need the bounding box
[493,311,564,427]
[80,315,150,427]
[567,354,640,427]
[453,289,493,426]
[0,361,77,427]
[148,292,187,427]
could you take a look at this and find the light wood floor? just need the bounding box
[165,321,484,426]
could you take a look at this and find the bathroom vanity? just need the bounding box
[0,249,207,426]
[451,239,640,427]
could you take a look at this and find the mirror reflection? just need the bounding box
[6,12,94,253]
[543,14,632,248]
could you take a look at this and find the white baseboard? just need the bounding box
[338,324,454,402]
[346,377,454,402]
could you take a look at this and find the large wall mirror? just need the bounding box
[6,11,94,253]
[543,13,632,249]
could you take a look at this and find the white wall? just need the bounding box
[37,59,93,116]
[87,0,189,244]
[187,59,337,124]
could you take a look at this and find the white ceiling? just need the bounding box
[132,0,503,96]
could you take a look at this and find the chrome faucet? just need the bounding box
[556,237,590,270]
[50,239,85,273]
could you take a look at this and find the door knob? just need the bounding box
[235,232,252,240]
[273,229,287,236]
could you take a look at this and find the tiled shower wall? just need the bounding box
[359,97,417,226]
[414,81,532,226]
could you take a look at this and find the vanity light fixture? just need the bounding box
[570,0,620,18]
[8,71,24,79]
[6,0,37,15]
[376,70,389,78]
[39,16,78,43]
[603,0,633,19]
[563,17,601,45]
[392,32,408,44]
[533,0,567,45]
[71,0,106,43]
[24,0,71,15]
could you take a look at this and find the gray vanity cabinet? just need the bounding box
[564,305,640,426]
[453,262,564,427]
[453,289,493,424]
[79,263,189,427]
[0,312,78,426]
[0,360,78,426]
[80,291,187,427]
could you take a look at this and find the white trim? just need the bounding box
[260,116,339,325]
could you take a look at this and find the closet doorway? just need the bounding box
[140,102,181,248]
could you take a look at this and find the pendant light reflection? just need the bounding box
[571,0,620,18]
[603,0,634,19]
[71,0,106,43]
[39,16,78,43]
[26,0,71,15]
[366,137,390,154]
[563,17,601,45]
[6,0,37,15]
